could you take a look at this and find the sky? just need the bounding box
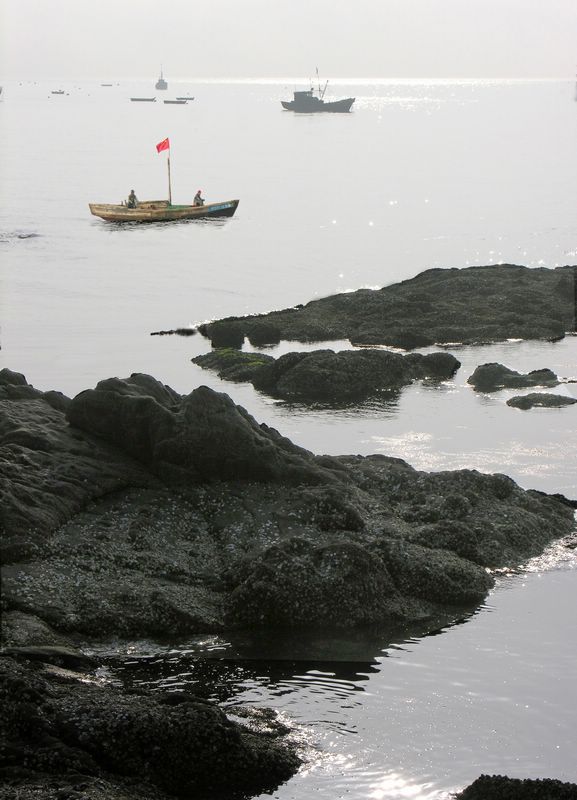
[1,0,576,81]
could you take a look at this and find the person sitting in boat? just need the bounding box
[127,189,138,208]
[193,189,205,207]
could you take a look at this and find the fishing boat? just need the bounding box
[90,136,239,223]
[281,69,354,113]
[164,99,187,105]
[89,199,239,223]
[130,97,156,102]
[155,68,168,90]
[51,90,65,95]
[176,96,195,101]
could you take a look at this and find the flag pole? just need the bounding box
[167,151,172,205]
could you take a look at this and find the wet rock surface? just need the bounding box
[456,774,577,799]
[2,369,574,640]
[193,348,461,402]
[2,367,576,799]
[467,362,560,392]
[0,655,299,800]
[506,393,577,410]
[197,264,576,349]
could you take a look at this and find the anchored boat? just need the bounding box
[281,69,354,113]
[155,67,168,90]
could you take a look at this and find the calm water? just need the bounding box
[1,79,576,798]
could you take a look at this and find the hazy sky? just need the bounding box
[1,0,576,81]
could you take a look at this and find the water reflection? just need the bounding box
[104,608,482,708]
[97,556,577,800]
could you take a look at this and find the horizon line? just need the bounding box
[2,75,574,85]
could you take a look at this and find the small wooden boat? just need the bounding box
[164,99,187,105]
[131,97,156,102]
[89,199,239,223]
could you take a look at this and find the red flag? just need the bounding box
[156,137,170,153]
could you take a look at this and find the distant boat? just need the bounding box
[281,70,354,113]
[155,68,168,90]
[51,90,65,95]
[130,97,156,102]
[89,199,239,223]
[164,99,187,105]
[101,83,113,87]
[176,96,195,101]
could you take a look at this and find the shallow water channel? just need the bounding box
[92,541,577,800]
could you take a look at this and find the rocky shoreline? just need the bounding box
[1,366,576,799]
[197,264,576,350]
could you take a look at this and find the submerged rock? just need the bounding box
[468,362,560,392]
[506,393,577,410]
[2,370,574,641]
[197,264,577,349]
[193,348,461,402]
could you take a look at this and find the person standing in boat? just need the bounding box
[127,189,138,208]
[193,189,204,207]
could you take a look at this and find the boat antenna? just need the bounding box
[316,66,321,95]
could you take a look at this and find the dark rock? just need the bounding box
[456,774,577,799]
[193,348,275,384]
[150,327,196,336]
[194,347,461,402]
[247,322,282,347]
[507,393,577,410]
[66,375,334,486]
[198,264,576,349]
[0,375,157,542]
[468,362,560,392]
[2,645,96,671]
[0,656,300,800]
[201,320,245,348]
[2,373,575,640]
[371,539,493,605]
[226,538,403,628]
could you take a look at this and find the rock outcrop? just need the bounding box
[2,368,575,641]
[506,393,577,410]
[192,348,461,402]
[2,368,576,799]
[196,264,576,350]
[456,774,577,799]
[467,362,560,392]
[0,654,299,800]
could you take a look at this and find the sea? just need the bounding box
[1,78,576,799]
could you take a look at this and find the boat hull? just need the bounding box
[89,199,239,223]
[281,97,354,113]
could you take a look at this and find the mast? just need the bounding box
[316,66,321,95]
[321,80,329,100]
[167,150,172,205]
